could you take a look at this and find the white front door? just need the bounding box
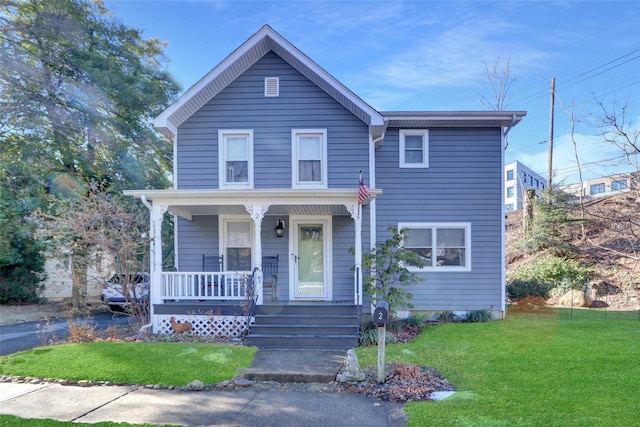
[290,217,331,300]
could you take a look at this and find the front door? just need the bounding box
[290,217,331,300]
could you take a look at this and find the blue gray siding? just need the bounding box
[375,127,504,311]
[176,51,369,190]
[175,51,371,301]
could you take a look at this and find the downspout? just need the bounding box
[502,114,517,150]
[140,195,154,332]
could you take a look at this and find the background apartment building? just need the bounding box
[504,160,547,212]
[562,173,636,199]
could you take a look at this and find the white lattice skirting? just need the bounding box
[155,314,254,337]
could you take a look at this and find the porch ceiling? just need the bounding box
[123,188,381,220]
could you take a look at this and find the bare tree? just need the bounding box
[479,57,516,111]
[595,102,640,202]
[36,187,150,320]
[580,102,640,290]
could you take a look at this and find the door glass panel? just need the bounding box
[297,224,324,296]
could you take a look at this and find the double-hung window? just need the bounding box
[400,130,429,168]
[219,130,253,188]
[220,218,252,272]
[292,129,327,188]
[399,222,471,271]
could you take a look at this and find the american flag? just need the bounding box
[358,172,370,204]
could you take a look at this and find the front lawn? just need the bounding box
[0,342,256,386]
[1,309,638,426]
[357,309,640,427]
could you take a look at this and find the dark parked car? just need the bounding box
[101,273,150,311]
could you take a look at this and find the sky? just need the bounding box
[104,0,640,185]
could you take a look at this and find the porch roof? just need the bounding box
[123,188,382,220]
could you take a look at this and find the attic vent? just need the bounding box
[265,77,279,97]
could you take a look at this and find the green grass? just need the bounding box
[0,415,177,426]
[1,310,639,426]
[0,342,256,386]
[357,309,640,427]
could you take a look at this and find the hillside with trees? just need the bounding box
[506,190,639,311]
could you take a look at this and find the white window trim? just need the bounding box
[291,129,327,189]
[399,222,471,272]
[399,129,429,168]
[219,216,255,271]
[218,129,254,189]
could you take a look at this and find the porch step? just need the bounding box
[246,304,360,350]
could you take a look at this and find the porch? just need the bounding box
[123,188,381,343]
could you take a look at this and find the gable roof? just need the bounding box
[154,25,385,139]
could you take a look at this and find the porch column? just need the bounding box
[150,202,168,331]
[245,204,269,305]
[346,203,363,305]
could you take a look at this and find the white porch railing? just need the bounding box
[161,271,252,301]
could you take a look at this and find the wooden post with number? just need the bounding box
[373,301,389,384]
[377,325,386,383]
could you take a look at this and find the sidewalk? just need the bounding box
[0,380,408,426]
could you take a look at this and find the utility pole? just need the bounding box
[547,77,555,190]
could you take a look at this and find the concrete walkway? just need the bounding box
[0,348,409,426]
[0,381,408,426]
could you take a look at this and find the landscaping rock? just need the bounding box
[559,290,592,307]
[233,378,252,387]
[186,380,205,391]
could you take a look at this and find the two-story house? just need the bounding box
[125,25,525,348]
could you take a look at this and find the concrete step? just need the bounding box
[244,348,346,383]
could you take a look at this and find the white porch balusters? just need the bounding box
[346,203,363,305]
[245,204,269,305]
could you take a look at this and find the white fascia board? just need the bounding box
[153,26,275,136]
[123,188,382,206]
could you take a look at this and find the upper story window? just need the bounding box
[292,129,327,188]
[399,222,471,271]
[506,169,514,181]
[400,130,429,168]
[590,183,605,194]
[219,130,253,189]
[612,179,627,190]
[506,186,514,198]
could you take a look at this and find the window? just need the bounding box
[505,204,514,212]
[590,183,605,194]
[219,130,253,188]
[221,218,252,271]
[612,179,627,190]
[506,186,514,198]
[506,169,514,181]
[535,179,539,188]
[400,130,429,168]
[292,129,327,188]
[399,223,471,271]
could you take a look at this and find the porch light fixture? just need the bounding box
[275,220,285,237]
